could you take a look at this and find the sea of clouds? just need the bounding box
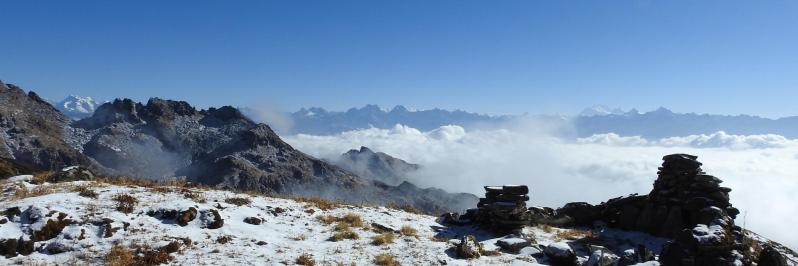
[284,124,798,249]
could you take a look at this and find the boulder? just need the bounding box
[243,217,262,225]
[586,246,620,266]
[48,166,95,183]
[544,242,578,266]
[518,245,544,257]
[200,209,224,229]
[178,207,197,226]
[496,237,530,253]
[757,245,788,266]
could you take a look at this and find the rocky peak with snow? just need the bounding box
[55,95,99,119]
[334,146,421,186]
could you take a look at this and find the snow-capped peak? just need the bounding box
[55,95,99,119]
[579,105,627,117]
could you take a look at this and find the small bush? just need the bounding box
[296,253,315,266]
[399,225,417,237]
[105,244,135,266]
[74,186,99,198]
[113,194,138,214]
[329,230,359,241]
[340,213,363,227]
[224,197,251,206]
[374,253,400,266]
[217,235,233,244]
[371,232,395,246]
[316,215,337,225]
[159,241,182,254]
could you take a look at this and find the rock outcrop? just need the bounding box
[0,81,97,171]
[334,146,420,186]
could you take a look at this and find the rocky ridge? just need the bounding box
[0,81,473,214]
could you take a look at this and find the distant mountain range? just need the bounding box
[289,105,798,139]
[53,95,798,139]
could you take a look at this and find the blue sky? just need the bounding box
[1,0,796,117]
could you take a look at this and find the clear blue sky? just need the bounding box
[1,0,796,117]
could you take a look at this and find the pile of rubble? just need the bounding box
[470,185,532,232]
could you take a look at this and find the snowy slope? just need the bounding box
[1,177,795,265]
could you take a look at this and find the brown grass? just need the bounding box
[287,196,341,210]
[399,225,417,237]
[105,244,135,266]
[538,224,554,233]
[296,253,315,266]
[217,235,233,244]
[73,186,98,198]
[224,196,252,206]
[316,215,337,225]
[291,234,308,241]
[371,232,395,246]
[386,202,423,215]
[374,253,400,266]
[329,230,359,241]
[555,228,595,241]
[340,213,363,227]
[113,194,138,214]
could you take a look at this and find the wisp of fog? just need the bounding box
[284,123,798,249]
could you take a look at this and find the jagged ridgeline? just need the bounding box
[0,81,477,214]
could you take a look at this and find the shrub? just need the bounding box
[374,253,400,266]
[399,225,417,237]
[371,232,395,246]
[329,230,359,241]
[217,235,233,244]
[74,186,99,198]
[316,215,337,225]
[340,213,363,227]
[105,244,135,266]
[224,197,251,206]
[296,253,315,266]
[113,194,138,214]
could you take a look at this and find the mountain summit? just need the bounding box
[54,95,99,119]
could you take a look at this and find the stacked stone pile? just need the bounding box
[473,185,531,232]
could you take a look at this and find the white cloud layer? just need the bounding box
[284,124,798,249]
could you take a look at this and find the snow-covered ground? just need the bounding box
[0,176,794,265]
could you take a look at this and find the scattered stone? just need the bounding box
[518,245,544,257]
[496,237,530,253]
[243,217,263,225]
[256,241,267,246]
[371,222,399,233]
[200,209,224,229]
[585,245,620,266]
[0,237,34,257]
[44,241,72,254]
[543,242,578,266]
[454,235,482,259]
[47,166,95,183]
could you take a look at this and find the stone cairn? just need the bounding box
[471,185,532,232]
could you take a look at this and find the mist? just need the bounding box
[284,124,798,249]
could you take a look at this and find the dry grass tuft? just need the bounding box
[374,253,401,266]
[217,235,233,244]
[538,224,554,233]
[329,230,359,241]
[340,213,363,227]
[291,234,308,241]
[316,215,337,225]
[399,225,417,237]
[371,232,395,246]
[295,253,315,266]
[386,202,423,215]
[555,228,595,241]
[224,196,252,206]
[288,196,341,210]
[113,194,138,214]
[73,186,99,198]
[105,243,135,266]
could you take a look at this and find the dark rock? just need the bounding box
[496,237,530,252]
[757,245,788,266]
[243,217,262,225]
[200,209,224,229]
[47,166,95,182]
[543,242,578,266]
